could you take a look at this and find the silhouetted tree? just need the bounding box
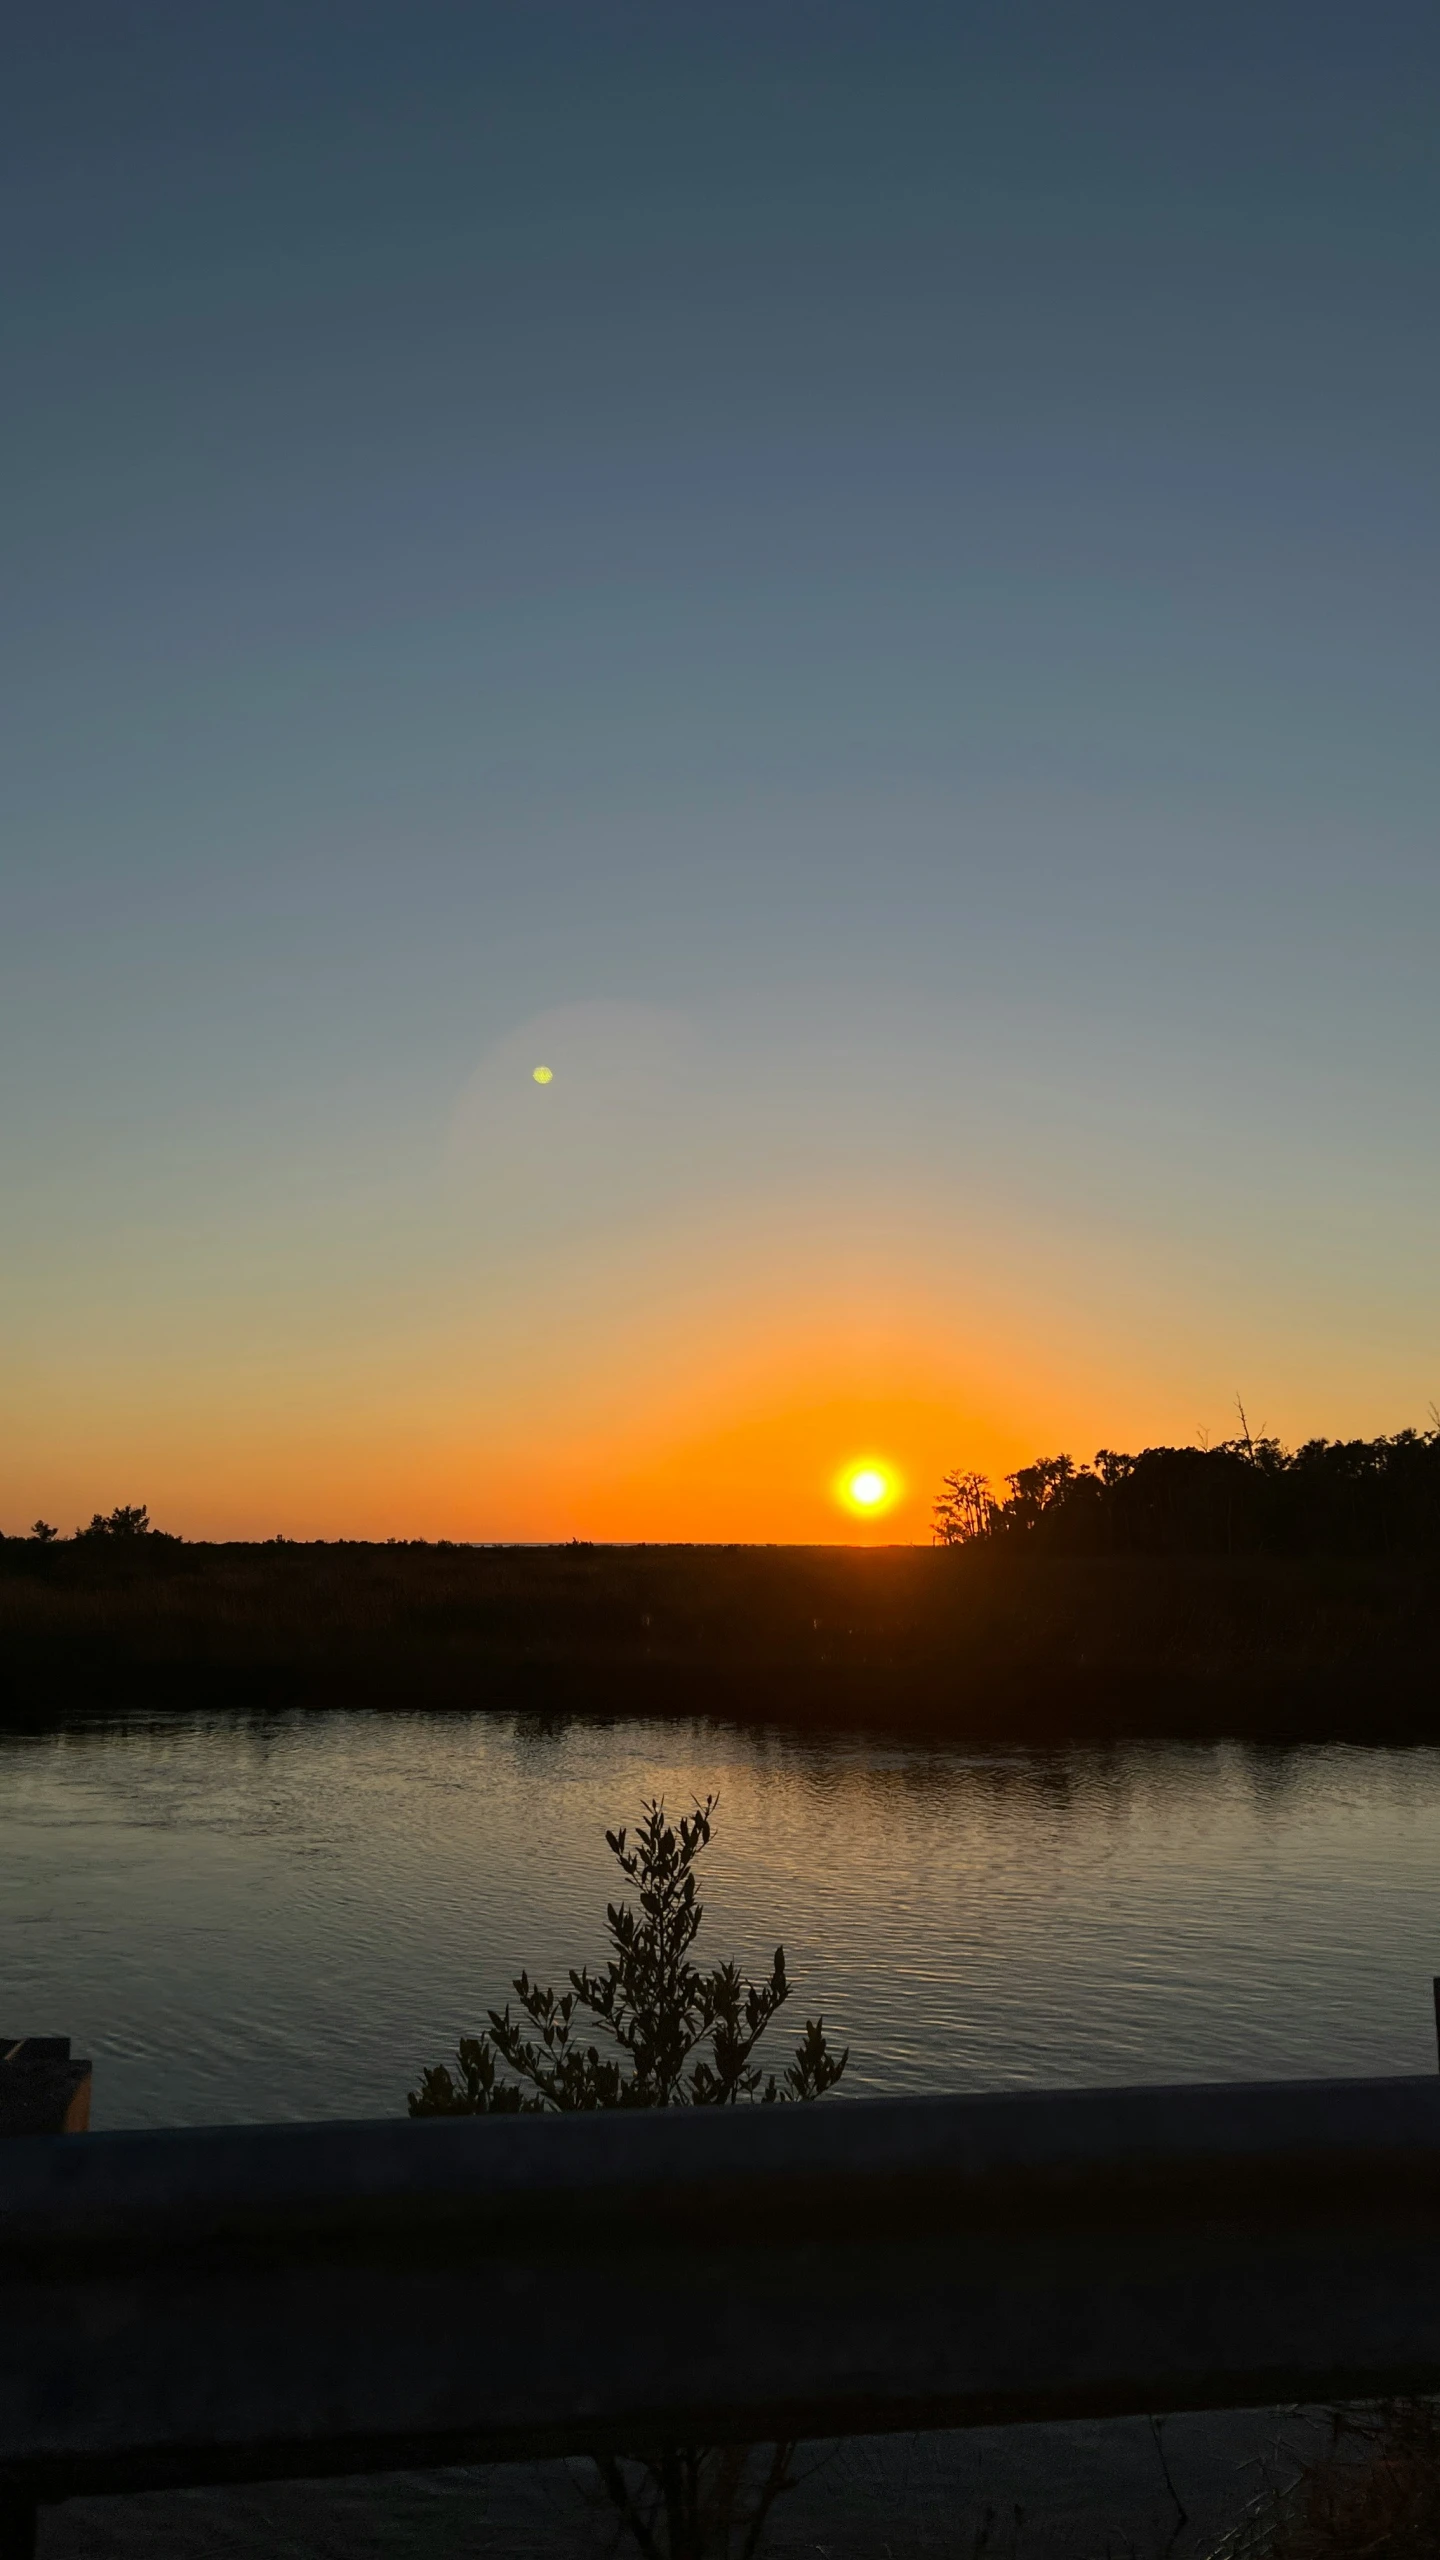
[30,1521,58,1543]
[77,1505,151,1540]
[932,1468,993,1546]
[409,1798,847,2559]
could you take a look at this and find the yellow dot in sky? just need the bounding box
[532,1065,553,1084]
[848,1468,888,1507]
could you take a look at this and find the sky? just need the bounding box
[2,0,1437,1543]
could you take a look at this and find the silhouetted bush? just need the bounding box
[410,1795,846,2112]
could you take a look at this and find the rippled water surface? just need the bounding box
[4,1711,1440,2127]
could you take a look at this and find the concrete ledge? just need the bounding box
[3,2078,1440,2510]
[7,2072,1440,2233]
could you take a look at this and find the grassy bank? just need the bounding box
[2,1539,1439,1739]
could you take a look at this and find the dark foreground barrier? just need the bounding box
[5,2077,1440,2554]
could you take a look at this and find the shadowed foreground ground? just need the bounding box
[43,2408,1324,2560]
[2,1542,1439,1739]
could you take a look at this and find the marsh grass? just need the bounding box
[2,1539,1439,1737]
[1205,2403,1440,2560]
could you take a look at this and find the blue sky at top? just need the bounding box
[2,0,1437,1530]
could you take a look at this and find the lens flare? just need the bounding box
[531,1065,553,1084]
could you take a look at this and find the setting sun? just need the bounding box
[835,1459,901,1519]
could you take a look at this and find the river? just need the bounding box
[4,1710,1438,2127]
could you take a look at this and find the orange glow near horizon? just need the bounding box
[3,1140,1412,1547]
[4,1348,1412,1548]
[0,1323,1030,1545]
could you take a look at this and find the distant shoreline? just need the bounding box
[3,1541,1439,1743]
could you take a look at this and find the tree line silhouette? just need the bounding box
[0,1505,189,1585]
[11,1505,164,1545]
[934,1422,1440,1557]
[10,1437,1440,1564]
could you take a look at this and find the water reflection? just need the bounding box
[2,1710,1438,2128]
